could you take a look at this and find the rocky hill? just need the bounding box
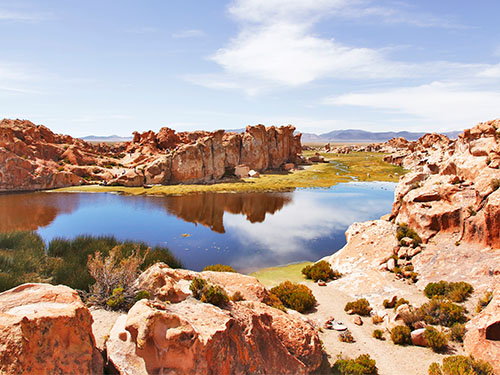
[0,119,301,192]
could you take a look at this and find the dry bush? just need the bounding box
[86,246,146,310]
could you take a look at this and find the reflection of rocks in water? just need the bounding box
[0,192,79,232]
[161,192,292,233]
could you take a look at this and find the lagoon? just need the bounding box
[0,182,395,273]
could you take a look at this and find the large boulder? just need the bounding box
[0,283,102,375]
[464,288,500,375]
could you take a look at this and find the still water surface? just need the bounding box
[0,182,395,272]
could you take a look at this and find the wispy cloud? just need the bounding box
[172,29,205,39]
[324,81,500,130]
[0,8,50,22]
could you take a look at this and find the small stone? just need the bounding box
[411,328,428,347]
[317,281,327,286]
[352,316,363,326]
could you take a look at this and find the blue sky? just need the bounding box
[1,0,500,137]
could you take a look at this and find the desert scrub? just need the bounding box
[491,178,500,191]
[424,281,474,303]
[230,291,245,302]
[418,298,468,327]
[371,315,384,324]
[87,247,146,310]
[331,354,378,375]
[450,323,466,343]
[189,278,229,307]
[476,291,493,313]
[372,329,384,340]
[393,298,410,311]
[428,355,494,375]
[263,292,286,312]
[424,326,448,352]
[301,260,341,282]
[390,326,412,345]
[396,223,422,247]
[338,330,355,343]
[203,264,236,272]
[270,281,316,313]
[344,298,372,316]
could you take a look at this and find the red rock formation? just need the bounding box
[0,119,302,191]
[106,263,325,375]
[0,283,102,375]
[464,288,500,375]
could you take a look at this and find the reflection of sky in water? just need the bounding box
[31,182,395,272]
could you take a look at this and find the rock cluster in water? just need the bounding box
[0,119,302,191]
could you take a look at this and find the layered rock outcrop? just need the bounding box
[0,119,302,192]
[0,283,102,375]
[106,264,325,375]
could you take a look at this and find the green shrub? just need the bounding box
[372,329,384,340]
[450,323,466,343]
[301,260,342,282]
[106,286,126,310]
[424,281,474,302]
[190,277,208,299]
[390,326,412,345]
[344,298,372,316]
[203,264,236,272]
[396,223,422,247]
[339,330,355,343]
[264,293,286,312]
[371,315,384,324]
[200,285,229,307]
[418,298,468,327]
[424,326,448,352]
[189,278,229,307]
[270,281,316,313]
[135,290,151,302]
[476,291,493,313]
[332,354,378,375]
[428,356,494,375]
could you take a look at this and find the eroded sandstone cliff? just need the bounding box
[0,119,302,191]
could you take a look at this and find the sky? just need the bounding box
[1,0,500,137]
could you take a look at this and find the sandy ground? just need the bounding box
[303,279,466,375]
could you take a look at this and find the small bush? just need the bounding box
[491,178,500,191]
[332,354,378,375]
[428,355,494,375]
[135,290,151,302]
[339,330,355,343]
[424,281,474,303]
[106,286,126,310]
[424,326,448,352]
[190,277,208,299]
[203,264,236,273]
[383,298,395,308]
[372,329,384,340]
[399,308,425,330]
[450,323,466,343]
[264,292,286,312]
[371,315,384,324]
[344,298,372,316]
[476,291,493,313]
[200,285,229,307]
[270,281,316,313]
[231,291,245,302]
[418,298,468,327]
[301,261,342,282]
[391,326,412,345]
[190,278,229,307]
[396,223,422,247]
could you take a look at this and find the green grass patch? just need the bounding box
[248,262,311,288]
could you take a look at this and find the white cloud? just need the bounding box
[0,8,49,22]
[325,81,500,130]
[477,63,500,78]
[172,29,205,39]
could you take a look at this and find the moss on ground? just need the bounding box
[248,262,311,288]
[55,152,406,196]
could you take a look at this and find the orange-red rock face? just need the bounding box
[464,288,500,375]
[0,283,102,375]
[0,119,302,191]
[386,119,500,250]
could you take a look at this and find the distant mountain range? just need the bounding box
[301,129,461,143]
[80,135,132,142]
